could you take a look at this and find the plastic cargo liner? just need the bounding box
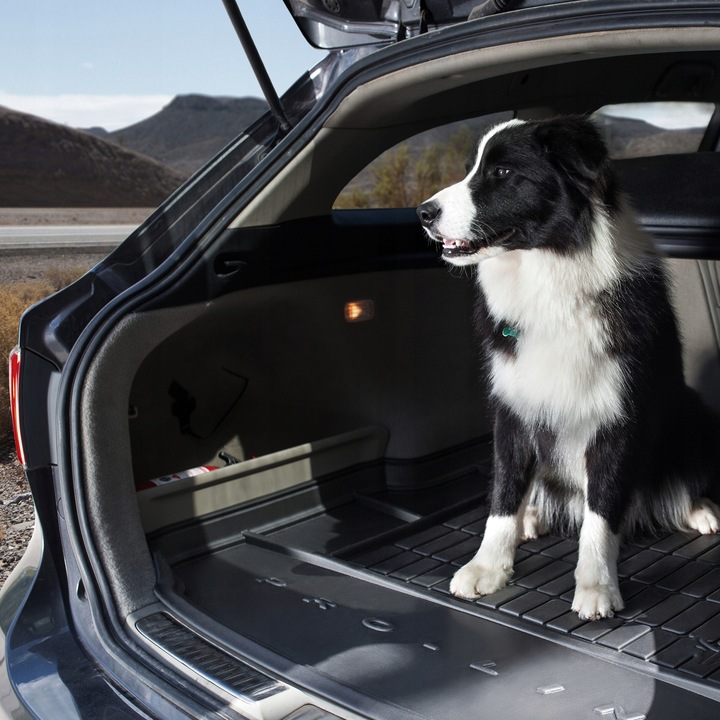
[161,461,720,718]
[339,499,720,683]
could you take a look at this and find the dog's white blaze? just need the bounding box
[479,221,626,432]
[468,118,526,178]
[426,119,526,250]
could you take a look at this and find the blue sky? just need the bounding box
[0,0,326,130]
[1,2,714,133]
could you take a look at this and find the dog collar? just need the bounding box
[502,325,519,339]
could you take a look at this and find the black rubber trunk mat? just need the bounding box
[339,500,720,685]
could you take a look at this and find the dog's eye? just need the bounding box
[494,167,512,178]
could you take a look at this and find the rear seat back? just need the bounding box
[617,153,720,412]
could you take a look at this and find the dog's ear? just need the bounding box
[535,117,611,193]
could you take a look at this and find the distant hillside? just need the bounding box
[336,113,705,209]
[97,94,268,176]
[594,114,703,158]
[0,106,186,207]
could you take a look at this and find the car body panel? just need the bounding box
[5,2,720,718]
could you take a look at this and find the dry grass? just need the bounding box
[0,265,89,444]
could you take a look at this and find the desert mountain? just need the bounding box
[594,113,704,157]
[2,96,702,210]
[0,106,186,207]
[96,94,268,176]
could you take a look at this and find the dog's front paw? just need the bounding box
[450,562,510,600]
[572,584,624,620]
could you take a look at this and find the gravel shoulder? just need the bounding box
[0,207,153,226]
[0,252,109,285]
[0,208,149,284]
[0,444,34,587]
[0,209,151,586]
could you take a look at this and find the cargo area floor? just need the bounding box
[340,502,720,680]
[159,468,720,717]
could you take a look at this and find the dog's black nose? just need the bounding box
[417,200,440,226]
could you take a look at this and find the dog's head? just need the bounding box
[417,117,616,266]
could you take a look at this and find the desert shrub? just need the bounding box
[0,265,90,447]
[42,265,88,293]
[335,125,475,209]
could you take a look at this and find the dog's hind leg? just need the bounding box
[678,390,720,535]
[521,503,548,541]
[687,497,720,534]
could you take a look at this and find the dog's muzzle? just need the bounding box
[417,200,480,257]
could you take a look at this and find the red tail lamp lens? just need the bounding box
[9,348,26,466]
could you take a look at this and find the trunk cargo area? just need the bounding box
[145,434,720,719]
[108,236,720,717]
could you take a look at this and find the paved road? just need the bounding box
[0,225,137,254]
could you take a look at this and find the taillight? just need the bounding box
[9,347,26,466]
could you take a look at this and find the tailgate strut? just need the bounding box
[221,0,292,134]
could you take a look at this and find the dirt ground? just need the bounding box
[0,207,153,226]
[0,252,108,285]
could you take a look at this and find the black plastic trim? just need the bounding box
[136,613,284,700]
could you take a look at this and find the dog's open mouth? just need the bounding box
[441,238,477,257]
[439,229,515,257]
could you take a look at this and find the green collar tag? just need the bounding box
[502,325,519,339]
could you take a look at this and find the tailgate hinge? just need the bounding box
[398,0,426,40]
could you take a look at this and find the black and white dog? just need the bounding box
[417,116,720,620]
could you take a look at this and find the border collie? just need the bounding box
[417,117,720,620]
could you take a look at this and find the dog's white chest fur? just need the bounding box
[478,246,625,436]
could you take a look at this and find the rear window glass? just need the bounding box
[335,102,716,209]
[333,112,513,210]
[592,102,715,159]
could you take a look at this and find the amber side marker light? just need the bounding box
[9,347,26,466]
[344,300,375,323]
